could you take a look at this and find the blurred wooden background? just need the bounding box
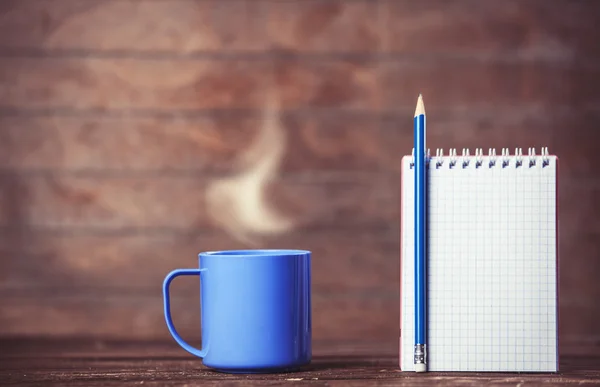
[0,0,599,350]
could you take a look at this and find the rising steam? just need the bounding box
[205,94,295,245]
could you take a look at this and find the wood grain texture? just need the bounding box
[379,60,600,112]
[0,174,397,230]
[1,57,598,111]
[0,57,381,111]
[551,110,600,178]
[266,0,380,53]
[1,339,600,386]
[381,0,600,60]
[1,110,597,177]
[0,0,268,52]
[0,114,384,172]
[0,57,268,110]
[0,294,398,341]
[0,229,399,293]
[1,0,599,61]
[0,0,599,344]
[558,182,600,339]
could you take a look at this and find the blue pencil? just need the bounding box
[414,94,427,372]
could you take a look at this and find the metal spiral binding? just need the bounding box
[435,149,444,168]
[501,148,510,167]
[528,148,536,167]
[462,148,470,168]
[409,147,551,169]
[541,147,550,167]
[409,148,431,168]
[449,148,457,168]
[489,148,497,167]
[515,148,523,167]
[475,148,483,168]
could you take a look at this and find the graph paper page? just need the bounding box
[400,154,558,372]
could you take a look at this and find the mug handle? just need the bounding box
[163,268,208,358]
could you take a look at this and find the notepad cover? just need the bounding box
[399,151,558,372]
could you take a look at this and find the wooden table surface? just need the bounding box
[1,338,599,386]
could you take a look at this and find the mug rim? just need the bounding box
[199,249,310,257]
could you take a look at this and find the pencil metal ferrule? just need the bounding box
[414,344,426,365]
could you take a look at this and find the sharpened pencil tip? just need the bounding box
[414,94,425,117]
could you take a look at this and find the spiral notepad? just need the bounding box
[400,147,558,372]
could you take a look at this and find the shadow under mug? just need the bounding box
[163,249,312,373]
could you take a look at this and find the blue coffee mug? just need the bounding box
[163,249,311,373]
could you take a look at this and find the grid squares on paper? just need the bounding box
[400,155,558,372]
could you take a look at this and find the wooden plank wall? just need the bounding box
[0,0,599,346]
